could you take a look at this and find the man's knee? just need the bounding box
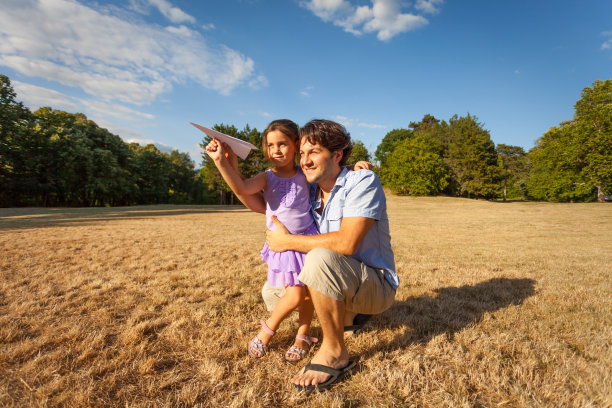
[304,247,342,269]
[300,248,359,302]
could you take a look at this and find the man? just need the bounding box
[263,119,399,392]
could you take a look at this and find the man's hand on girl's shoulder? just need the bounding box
[349,161,373,171]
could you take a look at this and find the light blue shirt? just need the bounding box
[309,168,399,289]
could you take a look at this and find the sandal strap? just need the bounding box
[295,334,318,346]
[304,361,342,378]
[286,345,306,357]
[248,336,266,358]
[259,319,276,336]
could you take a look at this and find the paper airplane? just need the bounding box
[190,122,258,160]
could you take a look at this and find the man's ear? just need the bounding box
[333,149,343,165]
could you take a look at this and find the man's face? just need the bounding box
[299,139,341,185]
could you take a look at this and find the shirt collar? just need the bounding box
[334,167,350,189]
[309,166,350,211]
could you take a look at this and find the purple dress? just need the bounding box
[260,167,318,287]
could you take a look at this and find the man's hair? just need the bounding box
[261,119,300,160]
[300,119,352,166]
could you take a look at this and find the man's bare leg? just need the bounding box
[291,287,350,387]
[343,310,358,338]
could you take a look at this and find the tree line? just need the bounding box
[375,79,610,202]
[0,75,212,207]
[1,74,610,206]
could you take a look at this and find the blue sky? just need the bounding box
[1,0,610,164]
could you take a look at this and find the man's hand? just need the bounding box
[266,216,291,252]
[352,161,372,170]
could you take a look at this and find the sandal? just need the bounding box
[285,334,318,362]
[343,314,372,335]
[294,360,358,393]
[248,320,275,358]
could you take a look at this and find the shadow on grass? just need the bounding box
[0,205,250,230]
[362,277,536,355]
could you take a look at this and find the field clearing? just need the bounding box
[0,196,611,407]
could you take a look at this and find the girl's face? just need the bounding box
[266,130,296,168]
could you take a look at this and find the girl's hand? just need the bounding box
[222,143,239,171]
[206,138,224,162]
[266,216,290,252]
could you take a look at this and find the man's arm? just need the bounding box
[266,216,374,255]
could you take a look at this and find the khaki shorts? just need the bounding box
[262,248,395,314]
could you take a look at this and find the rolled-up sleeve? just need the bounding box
[342,171,386,220]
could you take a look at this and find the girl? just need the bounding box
[205,119,318,362]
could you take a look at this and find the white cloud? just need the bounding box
[165,25,198,37]
[333,115,385,130]
[202,23,216,31]
[301,85,314,97]
[333,115,356,127]
[12,80,80,112]
[414,0,443,14]
[358,122,386,129]
[301,0,434,41]
[249,74,269,89]
[146,0,196,24]
[303,0,353,21]
[97,120,152,140]
[0,0,265,106]
[364,0,428,41]
[602,31,612,50]
[13,80,155,125]
[81,99,155,122]
[188,144,204,165]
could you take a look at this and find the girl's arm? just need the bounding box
[235,191,266,214]
[206,139,267,213]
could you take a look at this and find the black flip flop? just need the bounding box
[294,360,358,393]
[343,313,372,333]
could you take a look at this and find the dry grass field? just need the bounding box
[1,196,611,407]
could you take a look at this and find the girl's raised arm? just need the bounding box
[206,139,267,196]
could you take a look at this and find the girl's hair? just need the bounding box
[299,119,352,166]
[261,119,300,160]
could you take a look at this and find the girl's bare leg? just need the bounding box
[249,285,305,357]
[286,289,316,359]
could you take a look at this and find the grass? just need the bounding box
[0,197,610,407]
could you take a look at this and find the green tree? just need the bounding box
[525,122,590,201]
[32,108,90,205]
[346,140,371,165]
[445,114,502,199]
[497,144,528,201]
[574,79,612,201]
[32,107,137,206]
[382,135,448,195]
[374,128,412,167]
[0,75,36,205]
[526,79,611,202]
[1,74,208,207]
[130,143,170,204]
[409,114,441,132]
[167,150,197,204]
